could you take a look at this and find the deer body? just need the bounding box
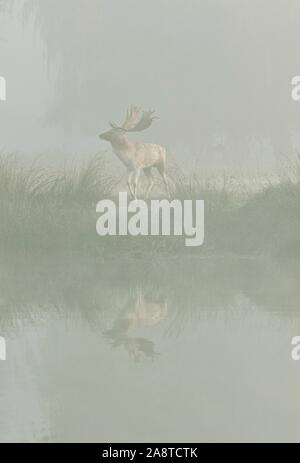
[99,106,169,198]
[112,138,166,170]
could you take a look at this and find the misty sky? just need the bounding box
[1,0,300,171]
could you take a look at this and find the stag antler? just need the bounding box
[110,105,159,132]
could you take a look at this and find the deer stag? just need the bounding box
[99,105,170,199]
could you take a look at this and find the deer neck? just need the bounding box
[110,135,134,167]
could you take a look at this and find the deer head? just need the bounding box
[99,105,159,142]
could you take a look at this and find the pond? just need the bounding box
[0,256,300,442]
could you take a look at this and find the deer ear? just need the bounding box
[109,121,117,129]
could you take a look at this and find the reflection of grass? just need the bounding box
[1,253,300,335]
[0,154,300,258]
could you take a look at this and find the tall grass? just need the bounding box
[0,153,300,259]
[0,154,117,254]
[0,154,116,200]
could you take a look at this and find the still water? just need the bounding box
[0,256,300,442]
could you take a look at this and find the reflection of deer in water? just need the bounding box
[103,289,168,361]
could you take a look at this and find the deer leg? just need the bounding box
[163,173,171,198]
[144,167,154,199]
[127,171,135,198]
[157,165,171,198]
[133,168,141,199]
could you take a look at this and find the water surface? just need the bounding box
[1,256,300,442]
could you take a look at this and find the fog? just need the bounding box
[1,0,300,171]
